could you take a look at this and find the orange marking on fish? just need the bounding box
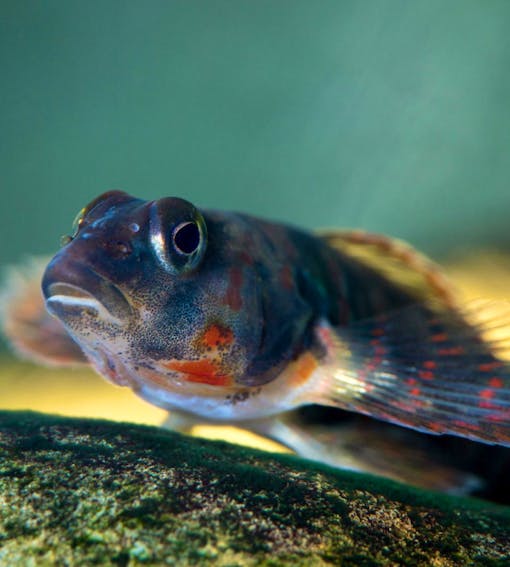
[317,324,338,354]
[279,265,294,290]
[423,360,436,369]
[288,351,319,387]
[453,419,477,431]
[223,267,243,311]
[202,324,234,348]
[371,328,385,337]
[487,412,508,422]
[480,389,494,400]
[184,373,232,387]
[418,370,434,380]
[479,400,498,410]
[428,422,443,432]
[239,250,254,265]
[479,362,504,372]
[162,359,232,387]
[409,388,421,397]
[438,346,464,356]
[431,333,448,343]
[488,377,504,388]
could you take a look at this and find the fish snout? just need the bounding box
[42,254,133,324]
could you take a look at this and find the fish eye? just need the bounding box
[173,222,200,255]
[149,197,207,274]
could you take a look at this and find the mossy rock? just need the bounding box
[0,411,509,566]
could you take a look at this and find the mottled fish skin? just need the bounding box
[4,190,510,501]
[40,192,422,413]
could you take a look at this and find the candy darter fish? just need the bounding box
[3,191,510,499]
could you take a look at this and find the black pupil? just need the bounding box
[174,222,200,254]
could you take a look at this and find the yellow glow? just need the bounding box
[446,252,510,360]
[0,359,288,453]
[1,251,509,456]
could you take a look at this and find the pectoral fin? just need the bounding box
[304,301,510,447]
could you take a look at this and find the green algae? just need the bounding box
[0,410,509,566]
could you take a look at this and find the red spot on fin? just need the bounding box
[418,370,434,380]
[438,346,464,356]
[479,389,494,400]
[489,377,504,388]
[479,362,504,372]
[431,333,448,343]
[313,308,510,448]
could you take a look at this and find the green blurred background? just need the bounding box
[1,0,510,268]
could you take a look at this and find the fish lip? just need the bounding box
[47,282,98,300]
[44,272,133,324]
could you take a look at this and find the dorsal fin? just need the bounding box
[319,229,458,310]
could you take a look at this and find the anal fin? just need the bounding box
[245,414,482,495]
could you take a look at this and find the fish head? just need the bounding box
[42,191,261,400]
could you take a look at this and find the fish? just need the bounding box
[2,190,510,501]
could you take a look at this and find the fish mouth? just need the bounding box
[45,280,132,326]
[48,283,98,299]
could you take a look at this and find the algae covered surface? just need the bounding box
[0,411,509,566]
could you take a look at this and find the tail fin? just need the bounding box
[1,257,86,365]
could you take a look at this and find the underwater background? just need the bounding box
[1,1,510,449]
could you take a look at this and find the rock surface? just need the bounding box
[0,410,509,566]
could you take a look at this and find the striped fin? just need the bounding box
[307,301,510,447]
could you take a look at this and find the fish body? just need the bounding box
[3,191,510,500]
[39,192,415,418]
